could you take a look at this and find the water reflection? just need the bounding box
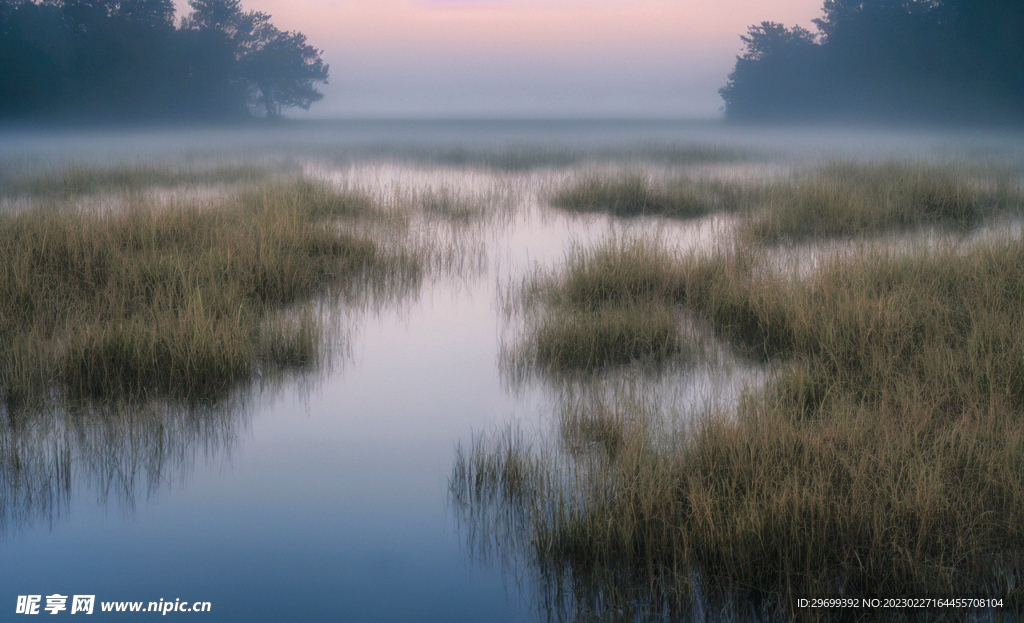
[450,373,764,622]
[1,397,246,536]
[0,226,435,541]
[0,161,498,539]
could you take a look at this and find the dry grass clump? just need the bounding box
[514,238,691,373]
[743,161,1023,242]
[464,235,1024,618]
[551,172,746,219]
[2,162,275,197]
[534,305,682,370]
[0,178,403,406]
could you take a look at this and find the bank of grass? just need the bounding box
[0,177,411,406]
[551,171,748,219]
[461,235,1024,618]
[1,162,279,198]
[551,162,1024,243]
[741,161,1023,242]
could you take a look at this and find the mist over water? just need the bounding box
[3,119,1023,163]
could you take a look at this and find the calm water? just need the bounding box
[2,120,1022,621]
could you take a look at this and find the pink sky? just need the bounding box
[176,0,824,117]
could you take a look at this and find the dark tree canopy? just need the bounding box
[0,0,330,122]
[720,0,1024,123]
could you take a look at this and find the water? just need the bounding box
[2,120,1022,621]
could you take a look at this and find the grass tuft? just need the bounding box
[419,187,486,222]
[534,304,683,370]
[513,238,692,373]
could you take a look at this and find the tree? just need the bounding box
[184,0,328,118]
[243,27,327,117]
[0,0,71,116]
[720,0,1024,123]
[0,0,329,121]
[719,22,823,120]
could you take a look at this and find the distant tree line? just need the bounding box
[720,0,1024,123]
[0,0,329,121]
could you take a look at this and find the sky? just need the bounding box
[175,0,825,119]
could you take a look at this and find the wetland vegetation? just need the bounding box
[551,161,1023,241]
[3,135,1024,621]
[0,166,433,534]
[456,156,1024,621]
[0,175,419,408]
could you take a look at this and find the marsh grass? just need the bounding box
[239,177,375,221]
[452,389,697,621]
[463,234,1024,619]
[1,162,278,198]
[0,177,411,407]
[552,171,748,219]
[533,304,682,370]
[670,239,1024,609]
[509,238,696,375]
[742,161,1024,242]
[550,162,1024,247]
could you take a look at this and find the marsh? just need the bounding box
[2,120,1023,622]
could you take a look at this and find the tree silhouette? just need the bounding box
[720,0,1024,123]
[244,28,328,117]
[183,0,328,118]
[0,0,329,121]
[719,22,823,121]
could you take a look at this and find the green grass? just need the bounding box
[461,234,1024,619]
[0,177,408,406]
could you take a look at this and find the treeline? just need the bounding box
[720,0,1024,123]
[0,0,328,122]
